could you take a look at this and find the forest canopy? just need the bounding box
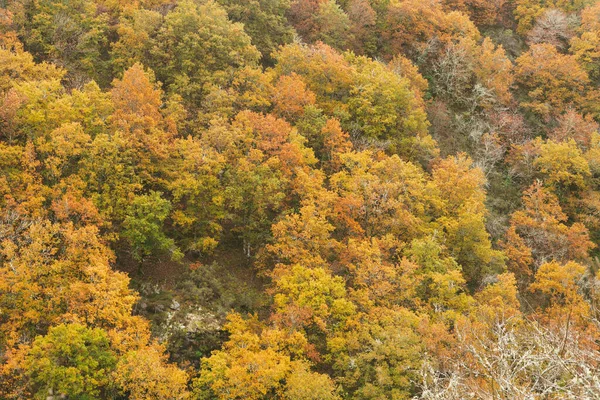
[2,0,600,399]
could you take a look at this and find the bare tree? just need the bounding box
[528,9,577,50]
[416,318,600,399]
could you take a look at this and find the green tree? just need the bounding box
[24,323,117,400]
[122,191,181,263]
[9,0,112,85]
[149,0,260,109]
[215,0,294,63]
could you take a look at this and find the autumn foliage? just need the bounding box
[2,0,600,399]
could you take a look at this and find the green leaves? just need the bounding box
[9,0,112,85]
[25,323,117,400]
[122,191,181,262]
[149,0,259,108]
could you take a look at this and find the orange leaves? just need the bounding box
[0,217,126,345]
[273,43,354,116]
[384,0,448,56]
[441,0,507,26]
[530,261,586,305]
[529,260,595,334]
[108,63,178,193]
[515,44,590,118]
[471,38,514,107]
[330,151,430,239]
[233,111,317,177]
[384,0,479,58]
[267,203,338,270]
[239,111,293,156]
[431,154,486,214]
[288,0,327,43]
[317,118,352,172]
[110,63,174,157]
[272,73,316,121]
[0,213,189,397]
[111,63,162,134]
[504,183,594,285]
[342,236,407,308]
[288,0,351,50]
[504,226,534,279]
[0,89,24,142]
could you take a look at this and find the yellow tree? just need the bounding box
[534,138,591,197]
[503,182,594,285]
[0,213,189,398]
[529,261,592,329]
[329,151,431,240]
[431,154,504,289]
[194,313,338,400]
[111,63,175,182]
[571,3,600,84]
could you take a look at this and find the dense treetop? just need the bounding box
[3,0,600,398]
